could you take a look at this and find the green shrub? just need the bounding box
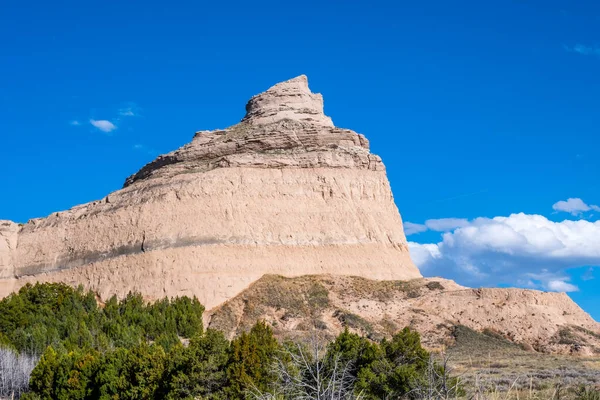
[9,283,466,400]
[0,283,205,355]
[226,321,280,398]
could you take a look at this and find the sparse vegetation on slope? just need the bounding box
[448,325,600,395]
[207,274,600,355]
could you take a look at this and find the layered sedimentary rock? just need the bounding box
[0,76,419,309]
[0,221,18,279]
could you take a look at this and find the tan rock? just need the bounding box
[207,274,600,354]
[0,221,18,279]
[0,76,419,309]
[1,75,597,357]
[124,76,379,188]
[242,75,334,127]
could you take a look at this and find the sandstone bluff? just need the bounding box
[1,76,598,354]
[0,75,419,309]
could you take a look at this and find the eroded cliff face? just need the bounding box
[0,221,18,279]
[2,75,597,354]
[0,75,419,309]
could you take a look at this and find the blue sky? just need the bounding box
[1,1,599,319]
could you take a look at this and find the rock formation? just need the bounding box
[0,75,419,309]
[2,75,598,355]
[0,221,18,279]
[208,274,600,355]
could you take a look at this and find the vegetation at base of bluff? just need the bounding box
[0,283,465,399]
[0,282,598,399]
[0,282,204,355]
[20,326,461,400]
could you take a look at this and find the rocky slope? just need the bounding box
[0,76,419,309]
[207,274,600,355]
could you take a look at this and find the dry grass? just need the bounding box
[340,276,428,302]
[464,383,600,400]
[208,275,600,398]
[447,325,600,397]
[209,275,334,335]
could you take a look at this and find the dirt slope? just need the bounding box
[207,274,600,355]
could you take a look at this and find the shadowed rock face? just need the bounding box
[0,75,420,309]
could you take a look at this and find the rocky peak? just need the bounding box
[123,75,380,187]
[241,75,334,127]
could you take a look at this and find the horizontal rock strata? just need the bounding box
[0,76,419,308]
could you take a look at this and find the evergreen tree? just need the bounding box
[0,283,205,355]
[356,327,430,399]
[325,328,381,376]
[28,346,59,398]
[226,321,279,398]
[160,329,229,399]
[94,343,166,399]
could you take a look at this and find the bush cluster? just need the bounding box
[0,283,458,399]
[0,282,204,355]
[20,326,448,399]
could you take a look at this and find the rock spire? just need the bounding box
[0,75,419,309]
[242,75,334,127]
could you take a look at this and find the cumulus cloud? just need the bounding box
[425,218,470,232]
[409,242,442,268]
[404,218,470,236]
[404,222,428,235]
[409,213,600,292]
[546,280,579,292]
[90,119,117,133]
[70,120,81,126]
[552,198,599,215]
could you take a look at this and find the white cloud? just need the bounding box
[73,104,139,133]
[408,242,442,270]
[119,108,135,117]
[582,267,595,281]
[552,198,599,215]
[404,218,470,236]
[409,213,600,292]
[546,280,579,292]
[425,218,470,232]
[404,222,428,235]
[118,103,141,118]
[90,119,117,133]
[567,44,600,57]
